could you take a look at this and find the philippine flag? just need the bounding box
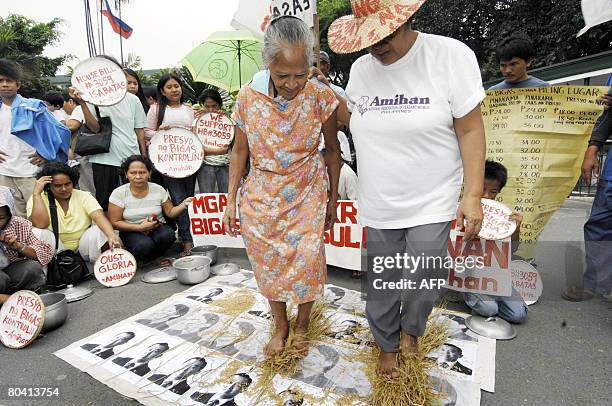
[101,0,133,39]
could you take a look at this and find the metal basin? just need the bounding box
[189,245,218,265]
[173,256,211,285]
[465,315,517,340]
[40,293,68,332]
[211,262,240,276]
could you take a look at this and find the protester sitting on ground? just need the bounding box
[68,55,147,212]
[27,162,121,263]
[143,86,158,107]
[489,33,549,90]
[108,155,193,264]
[145,73,195,257]
[0,59,71,218]
[0,186,52,304]
[124,68,150,114]
[42,91,68,123]
[463,160,528,324]
[195,89,230,194]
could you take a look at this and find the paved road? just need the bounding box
[0,199,609,405]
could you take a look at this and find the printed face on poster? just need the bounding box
[94,248,137,288]
[0,290,45,348]
[149,128,205,178]
[193,112,234,154]
[71,57,127,106]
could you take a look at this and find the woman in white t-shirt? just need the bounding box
[108,155,193,263]
[145,73,196,257]
[324,0,486,378]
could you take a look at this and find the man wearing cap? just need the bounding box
[321,0,486,378]
[319,51,347,99]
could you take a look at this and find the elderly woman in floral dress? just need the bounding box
[223,16,341,358]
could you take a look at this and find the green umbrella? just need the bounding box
[182,30,264,93]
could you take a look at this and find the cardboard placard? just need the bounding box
[149,128,205,178]
[511,260,543,305]
[0,290,45,349]
[478,199,517,241]
[94,248,137,288]
[193,112,234,154]
[71,57,127,106]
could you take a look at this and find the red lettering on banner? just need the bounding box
[192,195,228,214]
[447,269,499,293]
[324,226,361,249]
[191,217,241,236]
[338,201,358,224]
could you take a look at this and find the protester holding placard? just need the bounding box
[0,186,52,303]
[108,155,193,263]
[27,162,121,263]
[195,89,230,194]
[463,161,528,324]
[326,0,486,378]
[68,56,147,211]
[0,59,71,218]
[145,73,196,257]
[223,16,341,358]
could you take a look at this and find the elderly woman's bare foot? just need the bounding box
[264,325,289,358]
[292,325,310,357]
[377,351,400,379]
[400,333,420,358]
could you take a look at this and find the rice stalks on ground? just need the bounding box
[253,302,332,399]
[210,289,256,317]
[355,314,450,406]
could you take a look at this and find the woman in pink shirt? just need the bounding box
[145,73,195,256]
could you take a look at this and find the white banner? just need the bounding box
[188,194,363,270]
[578,0,612,36]
[231,0,316,38]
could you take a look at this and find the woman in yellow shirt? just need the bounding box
[27,162,120,263]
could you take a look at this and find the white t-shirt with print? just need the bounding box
[108,182,169,224]
[346,32,485,229]
[0,103,40,178]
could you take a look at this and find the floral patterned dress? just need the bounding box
[232,79,339,304]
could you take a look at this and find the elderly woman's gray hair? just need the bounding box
[263,16,315,67]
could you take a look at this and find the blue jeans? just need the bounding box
[197,164,229,193]
[164,175,196,243]
[119,224,176,261]
[464,288,528,324]
[583,179,612,295]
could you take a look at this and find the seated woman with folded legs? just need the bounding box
[27,162,121,262]
[108,155,193,263]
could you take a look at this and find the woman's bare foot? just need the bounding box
[377,351,400,379]
[292,324,310,357]
[264,324,289,358]
[400,333,420,357]
[179,242,194,257]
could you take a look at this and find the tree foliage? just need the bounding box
[318,0,612,84]
[0,14,69,98]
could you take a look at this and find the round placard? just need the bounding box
[478,198,517,241]
[94,248,137,288]
[0,290,45,349]
[511,260,543,306]
[71,57,127,106]
[149,128,205,179]
[193,112,235,154]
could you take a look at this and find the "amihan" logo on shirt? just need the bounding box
[356,94,431,116]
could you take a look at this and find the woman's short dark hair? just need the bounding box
[197,89,223,108]
[485,160,508,190]
[42,92,64,109]
[496,33,536,62]
[121,155,153,175]
[0,59,23,83]
[37,162,80,186]
[143,86,157,101]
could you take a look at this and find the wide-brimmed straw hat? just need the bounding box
[328,0,426,54]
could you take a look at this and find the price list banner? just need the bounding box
[483,86,609,258]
